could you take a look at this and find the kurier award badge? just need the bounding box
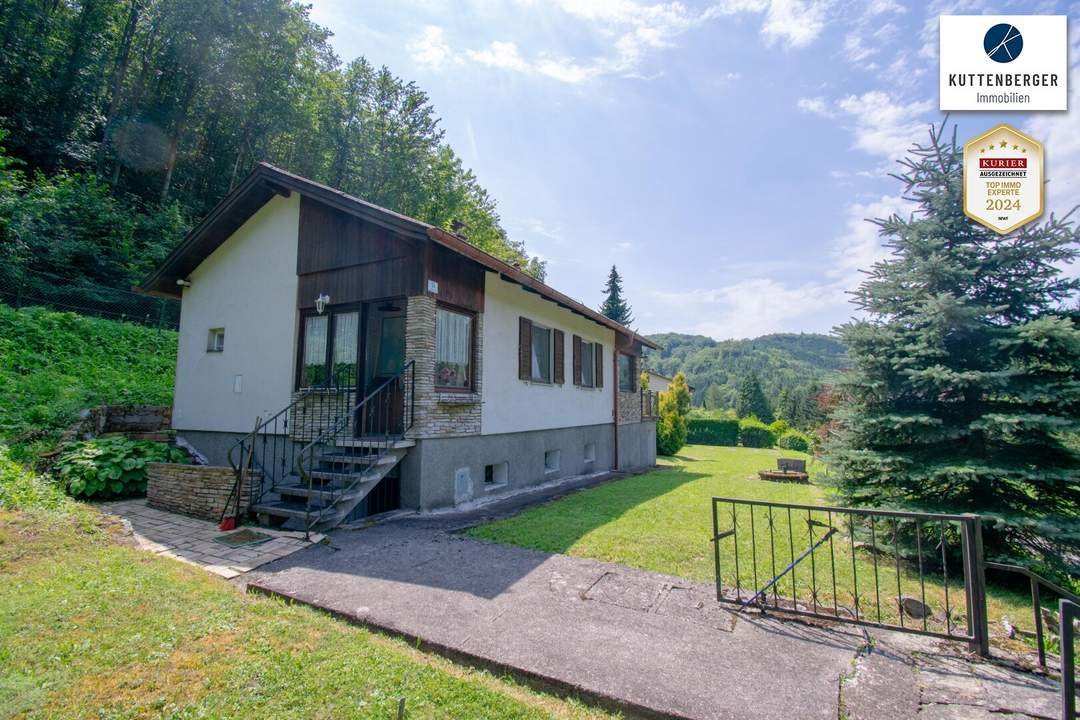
[962,123,1043,235]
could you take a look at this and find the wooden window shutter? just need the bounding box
[595,345,603,388]
[553,329,565,384]
[572,335,582,386]
[518,317,532,381]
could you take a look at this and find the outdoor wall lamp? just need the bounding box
[315,293,330,314]
[175,278,192,288]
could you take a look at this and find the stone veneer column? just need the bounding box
[405,294,483,438]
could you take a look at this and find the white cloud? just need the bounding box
[836,91,933,160]
[829,194,915,284]
[760,0,829,49]
[796,96,833,117]
[467,41,529,72]
[406,25,459,70]
[649,278,840,338]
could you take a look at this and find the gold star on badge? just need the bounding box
[979,147,985,153]
[1000,140,1008,148]
[987,145,996,152]
[1013,144,1019,150]
[1021,148,1027,153]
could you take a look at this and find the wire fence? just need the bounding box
[0,270,179,329]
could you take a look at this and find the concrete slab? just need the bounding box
[247,518,865,720]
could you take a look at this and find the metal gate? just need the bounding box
[710,496,989,653]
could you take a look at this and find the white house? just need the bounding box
[140,164,659,529]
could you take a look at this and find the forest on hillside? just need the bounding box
[0,0,543,306]
[645,332,846,427]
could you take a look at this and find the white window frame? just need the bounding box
[207,328,225,353]
[580,340,596,388]
[530,323,553,384]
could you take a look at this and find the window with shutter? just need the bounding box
[572,335,582,386]
[553,330,565,384]
[518,317,532,381]
[595,345,603,388]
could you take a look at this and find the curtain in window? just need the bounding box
[531,326,551,382]
[331,311,358,387]
[435,308,471,388]
[302,315,328,387]
[581,342,595,387]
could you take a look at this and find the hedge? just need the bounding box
[777,430,812,453]
[738,417,775,448]
[687,418,739,446]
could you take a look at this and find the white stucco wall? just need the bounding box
[480,273,615,435]
[172,193,300,433]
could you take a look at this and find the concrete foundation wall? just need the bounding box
[173,430,250,467]
[401,423,617,510]
[618,421,656,470]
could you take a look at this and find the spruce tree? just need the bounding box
[600,265,633,326]
[828,122,1080,576]
[735,372,773,422]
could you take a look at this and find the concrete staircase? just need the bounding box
[251,439,413,531]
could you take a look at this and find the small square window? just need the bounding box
[584,442,596,463]
[207,328,225,352]
[484,461,508,486]
[544,449,561,472]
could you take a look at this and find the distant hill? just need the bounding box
[644,332,847,413]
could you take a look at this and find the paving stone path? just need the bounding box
[100,499,323,579]
[245,512,1070,720]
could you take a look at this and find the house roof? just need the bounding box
[138,162,659,350]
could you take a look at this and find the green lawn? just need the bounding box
[466,445,1037,642]
[0,510,615,719]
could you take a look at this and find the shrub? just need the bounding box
[54,437,188,499]
[777,430,812,453]
[0,445,72,512]
[656,391,689,456]
[738,417,775,448]
[687,417,739,446]
[768,419,790,437]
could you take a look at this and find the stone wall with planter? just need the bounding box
[405,295,483,438]
[147,463,257,521]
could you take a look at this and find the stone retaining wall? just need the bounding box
[147,463,256,521]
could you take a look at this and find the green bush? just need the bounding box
[768,419,790,437]
[687,418,739,446]
[0,445,72,512]
[777,430,812,453]
[738,417,775,448]
[54,437,188,499]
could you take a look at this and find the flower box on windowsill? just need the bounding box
[434,391,481,406]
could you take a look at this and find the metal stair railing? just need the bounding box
[295,361,415,537]
[220,380,357,526]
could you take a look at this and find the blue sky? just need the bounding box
[308,0,1080,339]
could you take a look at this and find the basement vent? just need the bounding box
[584,442,596,464]
[484,462,508,486]
[544,450,561,473]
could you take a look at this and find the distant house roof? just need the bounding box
[646,370,694,393]
[138,162,658,350]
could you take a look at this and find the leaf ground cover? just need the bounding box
[465,445,1039,644]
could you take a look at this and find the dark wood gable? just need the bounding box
[297,196,423,308]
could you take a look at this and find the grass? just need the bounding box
[466,445,1040,644]
[0,305,176,462]
[0,455,615,719]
